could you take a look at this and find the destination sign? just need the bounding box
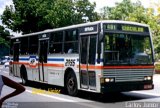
[39,33,49,39]
[79,25,98,34]
[105,24,148,32]
[122,25,144,32]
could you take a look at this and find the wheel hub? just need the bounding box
[68,78,74,89]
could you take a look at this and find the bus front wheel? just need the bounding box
[66,72,78,96]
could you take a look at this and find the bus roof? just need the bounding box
[11,20,149,39]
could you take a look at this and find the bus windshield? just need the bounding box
[104,33,153,65]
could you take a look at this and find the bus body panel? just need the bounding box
[9,20,154,94]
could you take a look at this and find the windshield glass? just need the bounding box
[104,33,153,65]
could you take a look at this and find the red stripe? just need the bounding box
[103,65,154,69]
[79,65,154,69]
[155,70,160,73]
[12,62,154,69]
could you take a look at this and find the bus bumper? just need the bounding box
[101,81,154,93]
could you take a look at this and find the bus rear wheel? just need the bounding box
[66,72,78,96]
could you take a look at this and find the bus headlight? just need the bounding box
[144,76,152,80]
[105,78,115,82]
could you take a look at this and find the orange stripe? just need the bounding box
[43,63,64,67]
[13,62,37,68]
[12,62,154,69]
[12,62,64,68]
[29,65,37,68]
[89,65,102,69]
[78,64,86,69]
[78,65,102,69]
[13,62,29,65]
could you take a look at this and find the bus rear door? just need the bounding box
[38,37,49,82]
[13,42,20,77]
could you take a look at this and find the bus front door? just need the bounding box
[13,42,20,77]
[38,39,48,82]
[80,35,97,90]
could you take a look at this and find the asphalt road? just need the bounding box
[0,65,160,108]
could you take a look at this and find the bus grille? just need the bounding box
[103,69,154,82]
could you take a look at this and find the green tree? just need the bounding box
[0,25,10,47]
[73,0,99,23]
[99,0,149,23]
[45,0,75,28]
[0,25,10,57]
[99,0,160,60]
[1,0,98,34]
[99,0,135,20]
[99,7,112,20]
[1,0,53,34]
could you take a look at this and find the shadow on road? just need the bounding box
[77,91,159,103]
[22,81,159,103]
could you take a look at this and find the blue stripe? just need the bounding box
[19,58,29,61]
[96,59,103,62]
[16,58,102,62]
[19,58,64,61]
[29,56,36,58]
[48,58,64,62]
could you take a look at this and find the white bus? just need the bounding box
[9,20,154,96]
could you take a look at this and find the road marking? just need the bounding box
[26,89,103,108]
[26,89,77,102]
[131,91,160,97]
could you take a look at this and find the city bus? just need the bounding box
[9,20,154,96]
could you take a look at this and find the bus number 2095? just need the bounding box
[65,59,75,67]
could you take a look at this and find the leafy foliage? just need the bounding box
[99,0,160,60]
[0,25,10,47]
[1,0,98,34]
[2,0,160,60]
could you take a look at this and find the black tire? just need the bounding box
[66,72,78,96]
[20,66,28,85]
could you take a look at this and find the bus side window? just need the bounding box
[49,41,54,54]
[28,36,38,54]
[20,37,29,55]
[49,32,63,54]
[64,29,78,53]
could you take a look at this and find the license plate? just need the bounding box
[144,85,152,89]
